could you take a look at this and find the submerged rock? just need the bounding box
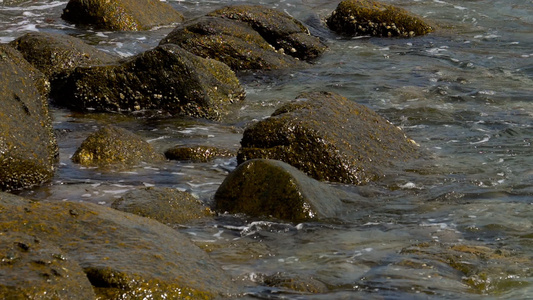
[214,159,352,222]
[62,0,184,31]
[0,45,58,191]
[160,5,326,71]
[112,187,213,225]
[0,192,239,299]
[165,145,235,162]
[53,44,245,120]
[238,91,420,185]
[9,32,118,80]
[263,272,328,294]
[72,125,164,167]
[326,0,433,37]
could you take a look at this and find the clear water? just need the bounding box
[2,0,532,299]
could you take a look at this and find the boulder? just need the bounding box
[165,145,235,162]
[10,32,118,80]
[61,0,184,31]
[72,125,164,167]
[111,187,213,225]
[326,0,433,38]
[0,45,58,191]
[53,44,245,120]
[0,233,96,299]
[160,5,326,71]
[0,192,239,299]
[214,159,353,222]
[238,91,420,185]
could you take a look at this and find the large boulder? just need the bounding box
[61,0,184,31]
[214,159,354,222]
[0,192,239,299]
[238,91,420,185]
[111,187,213,225]
[0,45,58,191]
[326,0,433,38]
[160,5,327,71]
[53,44,245,120]
[72,125,164,167]
[9,32,118,80]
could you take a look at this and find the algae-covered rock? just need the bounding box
[72,125,164,167]
[165,145,235,162]
[0,233,96,299]
[238,91,420,185]
[0,45,58,191]
[54,44,245,120]
[10,32,117,80]
[326,0,433,37]
[62,0,184,31]
[215,159,351,222]
[111,187,213,225]
[263,272,328,294]
[0,192,239,299]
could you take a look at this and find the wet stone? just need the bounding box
[164,145,235,162]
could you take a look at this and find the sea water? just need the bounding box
[1,0,532,298]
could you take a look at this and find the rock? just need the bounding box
[61,0,184,31]
[72,125,164,167]
[238,91,420,185]
[165,145,235,162]
[326,0,433,38]
[111,187,213,225]
[0,233,96,299]
[263,272,328,294]
[214,159,353,222]
[0,45,58,191]
[53,44,245,120]
[160,5,327,71]
[9,32,118,80]
[0,192,239,299]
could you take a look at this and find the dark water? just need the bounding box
[1,0,532,299]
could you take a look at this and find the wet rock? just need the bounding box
[0,192,239,299]
[0,233,96,299]
[326,0,433,38]
[0,45,58,191]
[10,32,118,80]
[61,0,184,31]
[214,159,353,222]
[160,5,326,71]
[111,187,213,225]
[165,145,235,162]
[53,44,245,120]
[72,125,164,167]
[263,272,328,294]
[238,91,420,185]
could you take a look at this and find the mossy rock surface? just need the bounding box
[10,32,117,79]
[0,232,96,299]
[112,187,213,225]
[72,125,164,167]
[326,0,433,37]
[215,159,350,222]
[238,91,420,185]
[53,44,245,120]
[0,45,58,191]
[165,145,235,162]
[263,272,328,294]
[0,192,239,299]
[62,0,184,31]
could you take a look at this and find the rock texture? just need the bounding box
[238,91,420,185]
[112,187,213,225]
[326,0,433,37]
[53,44,245,120]
[0,45,58,191]
[165,145,235,162]
[0,192,239,299]
[215,159,351,222]
[72,125,164,167]
[62,0,184,31]
[9,32,117,80]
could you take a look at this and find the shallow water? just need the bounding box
[1,0,532,298]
